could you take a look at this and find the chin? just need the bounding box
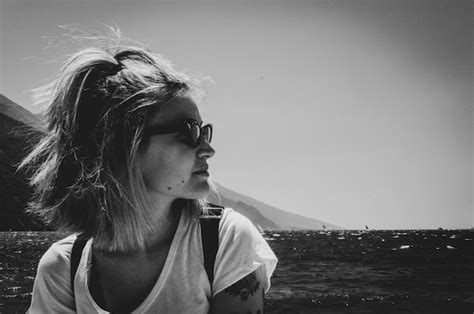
[186,182,211,199]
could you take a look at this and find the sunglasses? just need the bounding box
[144,119,213,147]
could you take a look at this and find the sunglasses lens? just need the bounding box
[202,125,212,143]
[189,123,200,144]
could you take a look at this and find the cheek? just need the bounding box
[140,147,194,191]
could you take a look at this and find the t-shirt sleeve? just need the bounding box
[28,235,76,313]
[212,208,278,297]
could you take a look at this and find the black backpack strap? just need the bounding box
[70,233,89,293]
[200,205,224,285]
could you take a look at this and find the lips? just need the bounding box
[194,165,209,173]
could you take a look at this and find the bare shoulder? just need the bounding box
[212,265,265,314]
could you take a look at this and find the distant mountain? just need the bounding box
[0,112,47,230]
[0,94,44,129]
[212,183,341,230]
[207,192,280,230]
[35,111,46,123]
[0,94,342,231]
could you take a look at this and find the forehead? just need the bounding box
[147,94,202,126]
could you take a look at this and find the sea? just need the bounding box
[1,230,473,313]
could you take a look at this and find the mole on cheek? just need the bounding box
[167,187,172,190]
[182,181,185,183]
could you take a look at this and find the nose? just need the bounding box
[196,138,215,159]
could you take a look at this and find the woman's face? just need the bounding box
[137,94,215,201]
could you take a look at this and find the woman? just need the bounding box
[21,43,277,313]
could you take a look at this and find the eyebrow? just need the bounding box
[183,117,202,124]
[144,118,207,137]
[171,115,202,124]
[149,117,201,128]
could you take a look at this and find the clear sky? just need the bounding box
[1,0,472,229]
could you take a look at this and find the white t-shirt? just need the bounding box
[28,208,278,313]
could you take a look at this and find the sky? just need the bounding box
[0,0,472,229]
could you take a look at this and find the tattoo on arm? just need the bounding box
[223,271,260,301]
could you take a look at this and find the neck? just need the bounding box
[93,192,184,255]
[140,191,182,252]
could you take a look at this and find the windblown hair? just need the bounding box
[19,44,214,252]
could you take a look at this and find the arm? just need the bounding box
[211,266,265,314]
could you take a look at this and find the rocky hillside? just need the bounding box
[0,112,47,230]
[213,183,341,230]
[0,94,44,129]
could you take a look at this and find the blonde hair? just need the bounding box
[19,41,214,252]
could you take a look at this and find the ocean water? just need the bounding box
[263,229,473,313]
[1,230,473,313]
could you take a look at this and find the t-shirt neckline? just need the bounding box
[82,208,186,313]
